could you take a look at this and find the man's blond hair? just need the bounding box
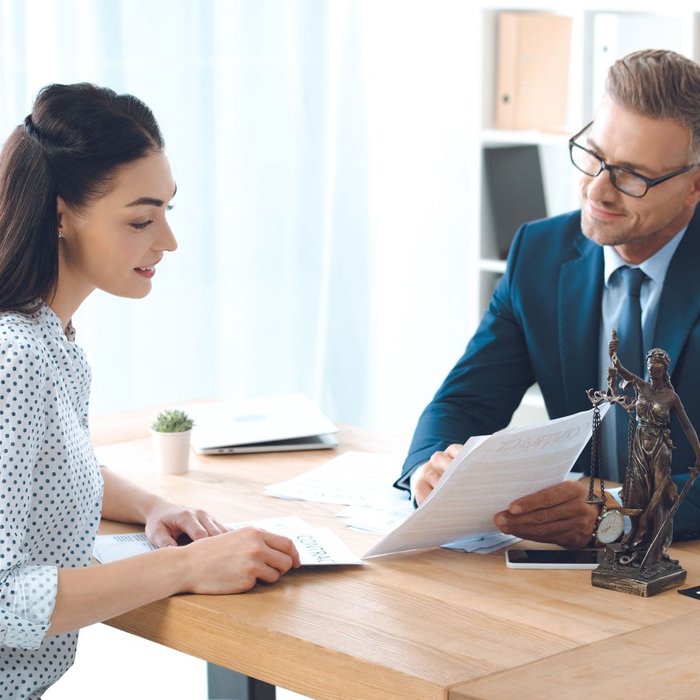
[606,49,700,160]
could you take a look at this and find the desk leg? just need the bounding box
[207,663,276,700]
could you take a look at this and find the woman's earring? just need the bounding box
[57,230,64,238]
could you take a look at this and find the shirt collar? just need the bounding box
[39,302,77,342]
[603,225,688,287]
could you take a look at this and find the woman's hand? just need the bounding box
[144,499,228,548]
[179,527,301,594]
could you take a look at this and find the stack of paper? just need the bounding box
[264,451,404,507]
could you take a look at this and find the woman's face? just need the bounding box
[57,150,177,300]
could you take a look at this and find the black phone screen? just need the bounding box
[506,549,604,566]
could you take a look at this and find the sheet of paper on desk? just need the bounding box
[363,406,608,558]
[335,495,415,536]
[264,451,403,506]
[227,516,365,565]
[93,516,364,566]
[93,533,156,563]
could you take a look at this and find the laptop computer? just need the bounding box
[188,394,338,455]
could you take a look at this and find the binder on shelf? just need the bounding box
[496,12,572,131]
[484,145,547,260]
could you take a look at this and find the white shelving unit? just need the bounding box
[471,2,700,425]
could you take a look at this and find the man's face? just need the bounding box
[579,97,700,259]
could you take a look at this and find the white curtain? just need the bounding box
[0,0,479,436]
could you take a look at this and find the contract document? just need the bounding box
[93,516,364,566]
[363,406,607,558]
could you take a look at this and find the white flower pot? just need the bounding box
[151,428,192,474]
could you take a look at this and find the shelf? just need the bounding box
[479,258,507,273]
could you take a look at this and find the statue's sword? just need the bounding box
[640,471,699,570]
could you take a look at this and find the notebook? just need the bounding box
[188,394,338,455]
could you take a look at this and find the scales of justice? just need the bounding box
[585,329,700,597]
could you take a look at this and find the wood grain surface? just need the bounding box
[91,403,700,699]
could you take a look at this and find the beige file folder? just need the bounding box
[496,12,572,131]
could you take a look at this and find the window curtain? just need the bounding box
[0,0,478,436]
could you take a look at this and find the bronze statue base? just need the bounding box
[591,544,687,597]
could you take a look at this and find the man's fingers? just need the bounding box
[509,518,589,546]
[414,464,442,505]
[445,443,462,458]
[496,498,594,532]
[423,463,444,489]
[495,495,598,548]
[414,479,432,506]
[424,446,461,484]
[509,480,587,515]
[495,512,587,541]
[414,444,464,506]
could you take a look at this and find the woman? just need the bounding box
[609,336,700,566]
[0,83,300,698]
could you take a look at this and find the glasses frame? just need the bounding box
[568,121,699,198]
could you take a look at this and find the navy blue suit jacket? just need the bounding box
[399,207,700,539]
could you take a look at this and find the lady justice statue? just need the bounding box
[588,330,700,596]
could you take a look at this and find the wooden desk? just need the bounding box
[91,407,700,700]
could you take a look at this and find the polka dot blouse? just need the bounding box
[0,303,104,698]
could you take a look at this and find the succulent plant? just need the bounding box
[151,409,195,433]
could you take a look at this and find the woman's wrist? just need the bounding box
[152,542,193,595]
[137,492,172,524]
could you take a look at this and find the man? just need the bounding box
[396,49,700,549]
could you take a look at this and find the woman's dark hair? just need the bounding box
[0,83,164,312]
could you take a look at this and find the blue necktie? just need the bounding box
[614,266,646,480]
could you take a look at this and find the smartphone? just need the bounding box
[505,549,604,569]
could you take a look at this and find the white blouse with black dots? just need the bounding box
[0,303,104,699]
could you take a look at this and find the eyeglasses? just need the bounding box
[568,122,699,198]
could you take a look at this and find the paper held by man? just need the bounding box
[363,405,608,558]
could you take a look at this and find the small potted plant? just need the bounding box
[150,409,195,474]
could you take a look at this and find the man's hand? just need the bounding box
[493,480,598,549]
[413,444,463,506]
[144,500,228,548]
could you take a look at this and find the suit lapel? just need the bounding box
[558,233,604,409]
[653,206,700,378]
